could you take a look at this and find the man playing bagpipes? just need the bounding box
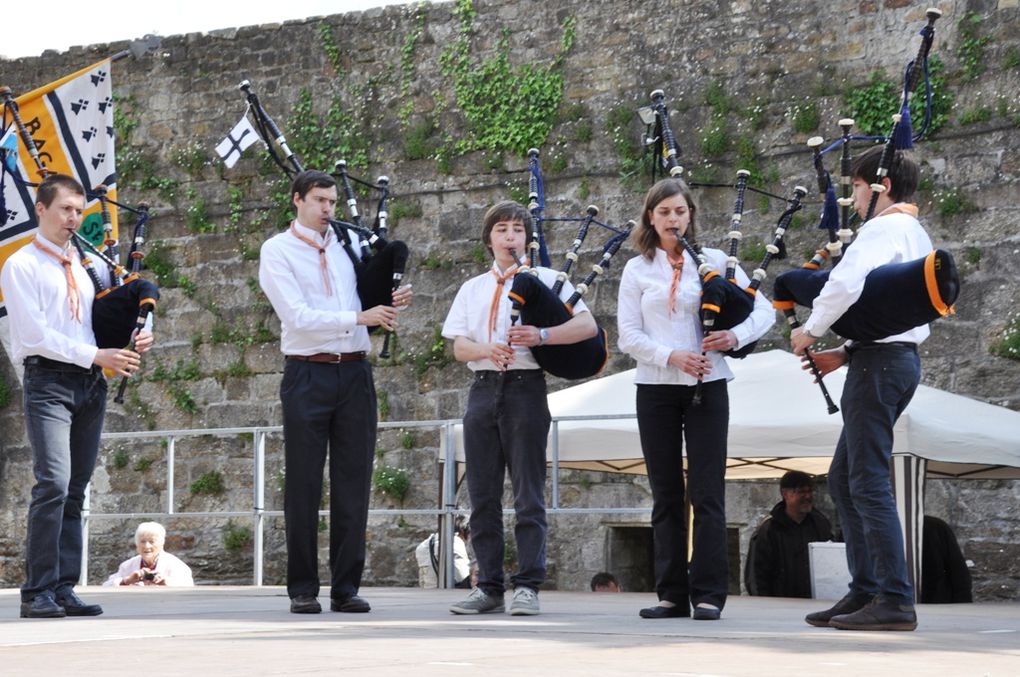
[258,170,412,615]
[791,146,931,632]
[441,201,596,616]
[1,174,153,619]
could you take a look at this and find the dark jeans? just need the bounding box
[20,361,107,602]
[636,380,729,610]
[462,369,550,595]
[828,343,920,605]
[281,359,376,600]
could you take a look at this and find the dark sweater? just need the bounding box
[745,501,833,598]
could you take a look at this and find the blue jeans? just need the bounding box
[462,370,550,595]
[828,343,920,606]
[20,360,107,602]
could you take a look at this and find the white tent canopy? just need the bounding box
[443,350,1020,479]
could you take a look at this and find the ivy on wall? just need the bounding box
[439,0,576,157]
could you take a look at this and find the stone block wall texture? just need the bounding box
[1,0,1018,598]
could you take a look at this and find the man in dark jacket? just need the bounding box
[745,471,834,598]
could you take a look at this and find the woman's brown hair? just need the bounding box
[631,178,699,260]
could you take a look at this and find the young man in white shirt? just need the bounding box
[442,201,596,616]
[258,170,411,615]
[1,174,152,618]
[792,146,931,631]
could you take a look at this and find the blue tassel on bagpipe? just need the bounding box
[817,183,840,233]
[893,61,916,150]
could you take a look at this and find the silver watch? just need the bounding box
[539,328,550,345]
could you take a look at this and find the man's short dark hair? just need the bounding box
[481,201,532,256]
[291,170,336,201]
[590,571,618,591]
[851,145,920,203]
[780,470,813,491]
[35,174,85,208]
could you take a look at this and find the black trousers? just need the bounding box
[462,369,550,595]
[636,380,729,610]
[280,359,376,600]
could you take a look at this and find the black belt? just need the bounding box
[846,340,917,354]
[473,369,544,381]
[286,352,366,364]
[23,355,98,374]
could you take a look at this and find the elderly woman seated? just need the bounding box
[103,522,194,587]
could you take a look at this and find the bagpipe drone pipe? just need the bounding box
[504,148,632,380]
[236,81,408,355]
[1,85,158,403]
[772,7,958,346]
[643,89,802,359]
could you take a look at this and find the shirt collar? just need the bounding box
[292,219,331,244]
[33,234,73,257]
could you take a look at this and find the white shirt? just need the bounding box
[442,264,589,372]
[803,208,932,345]
[0,234,105,367]
[617,246,776,385]
[102,551,194,587]
[258,220,370,355]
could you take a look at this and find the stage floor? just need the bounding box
[2,586,1018,675]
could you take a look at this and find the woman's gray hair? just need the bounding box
[135,521,167,545]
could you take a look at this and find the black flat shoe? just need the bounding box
[693,604,721,621]
[639,604,689,619]
[331,594,371,613]
[290,596,322,614]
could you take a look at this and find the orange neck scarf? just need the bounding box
[290,223,333,296]
[667,251,684,317]
[488,262,521,342]
[877,203,919,219]
[34,239,81,322]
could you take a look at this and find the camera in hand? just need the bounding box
[143,571,155,581]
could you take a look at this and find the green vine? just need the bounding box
[991,312,1020,361]
[287,90,369,173]
[844,56,951,138]
[397,3,427,125]
[957,12,991,81]
[439,1,576,157]
[318,20,344,75]
[373,465,411,505]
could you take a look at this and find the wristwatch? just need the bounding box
[539,328,550,345]
[804,327,823,339]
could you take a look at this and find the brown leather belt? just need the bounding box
[286,352,366,364]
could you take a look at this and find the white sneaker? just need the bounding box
[449,588,505,615]
[509,587,540,616]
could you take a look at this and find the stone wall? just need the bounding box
[1,0,1019,597]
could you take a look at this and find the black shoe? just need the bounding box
[20,592,66,619]
[805,592,874,628]
[830,597,917,631]
[290,596,322,614]
[692,603,721,621]
[54,589,103,617]
[639,604,689,619]
[331,594,371,613]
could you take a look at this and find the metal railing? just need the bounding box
[83,414,647,587]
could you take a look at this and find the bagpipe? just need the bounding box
[1,85,158,403]
[772,8,958,345]
[504,148,631,380]
[236,81,408,356]
[644,90,802,359]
